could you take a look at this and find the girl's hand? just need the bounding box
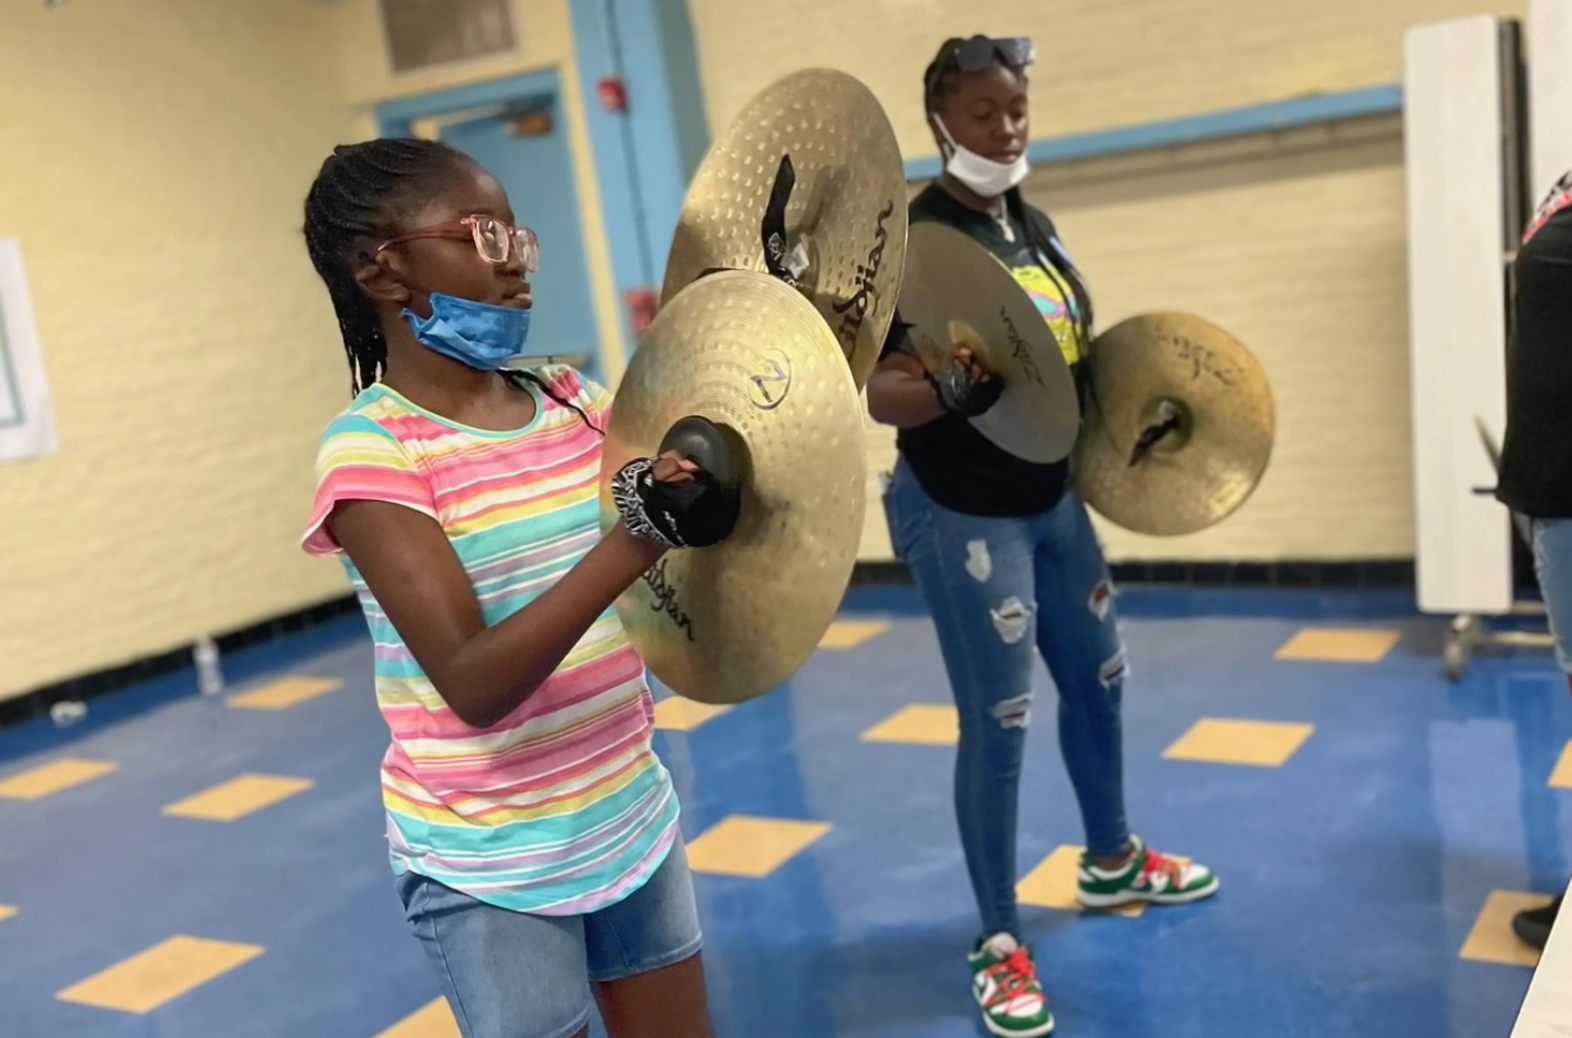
[613,449,739,550]
[953,346,991,384]
[651,450,700,484]
[933,345,1004,417]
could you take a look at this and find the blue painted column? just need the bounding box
[568,0,709,348]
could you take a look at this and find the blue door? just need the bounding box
[380,72,604,383]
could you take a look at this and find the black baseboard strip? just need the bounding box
[1110,559,1417,589]
[0,595,360,733]
[850,559,1417,590]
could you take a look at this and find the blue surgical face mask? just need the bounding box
[401,292,531,370]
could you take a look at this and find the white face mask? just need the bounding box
[934,116,1028,199]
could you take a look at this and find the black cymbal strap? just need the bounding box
[762,155,804,288]
[1127,413,1183,467]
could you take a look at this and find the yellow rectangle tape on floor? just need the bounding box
[1163,719,1315,768]
[1461,892,1546,968]
[162,775,315,822]
[374,998,462,1038]
[228,677,343,711]
[56,935,264,1013]
[0,759,119,801]
[687,816,832,878]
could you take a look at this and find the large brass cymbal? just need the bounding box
[897,222,1080,463]
[600,270,867,704]
[660,69,907,390]
[1073,312,1274,536]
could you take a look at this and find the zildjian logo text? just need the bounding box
[832,200,896,349]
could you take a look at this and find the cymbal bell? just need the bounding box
[1073,312,1274,536]
[600,269,867,704]
[660,69,908,390]
[897,222,1080,463]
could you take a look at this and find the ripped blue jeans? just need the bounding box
[884,457,1131,939]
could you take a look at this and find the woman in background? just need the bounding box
[868,36,1219,1038]
[1498,168,1572,952]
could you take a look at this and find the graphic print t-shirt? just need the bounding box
[301,366,678,916]
[882,183,1091,517]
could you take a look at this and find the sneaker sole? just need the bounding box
[982,1012,1055,1037]
[1077,874,1221,909]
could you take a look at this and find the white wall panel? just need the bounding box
[1403,16,1514,615]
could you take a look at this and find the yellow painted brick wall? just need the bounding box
[0,1,356,700]
[0,1,634,702]
[690,0,1519,561]
[689,0,1522,154]
[331,0,629,382]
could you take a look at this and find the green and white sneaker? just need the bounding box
[1076,834,1219,908]
[968,932,1055,1036]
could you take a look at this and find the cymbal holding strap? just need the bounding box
[897,222,1081,464]
[600,270,867,705]
[661,68,908,389]
[1073,312,1275,536]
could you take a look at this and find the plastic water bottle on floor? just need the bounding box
[49,700,87,728]
[194,636,225,698]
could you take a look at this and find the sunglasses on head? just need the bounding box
[939,36,1036,74]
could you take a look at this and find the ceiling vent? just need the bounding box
[378,0,519,75]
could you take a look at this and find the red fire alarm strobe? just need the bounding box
[625,288,658,340]
[597,77,628,113]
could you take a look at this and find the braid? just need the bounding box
[511,371,605,437]
[302,138,473,397]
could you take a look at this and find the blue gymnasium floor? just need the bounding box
[0,587,1567,1038]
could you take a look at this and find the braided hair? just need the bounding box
[302,138,603,435]
[922,44,967,114]
[303,138,472,397]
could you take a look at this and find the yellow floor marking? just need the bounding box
[374,997,462,1038]
[861,704,959,746]
[1459,891,1547,967]
[0,759,119,801]
[1549,741,1572,789]
[686,816,832,878]
[818,621,892,651]
[162,775,314,822]
[653,698,732,732]
[228,677,342,711]
[1018,846,1145,918]
[1163,718,1315,768]
[56,935,264,1013]
[1275,628,1401,663]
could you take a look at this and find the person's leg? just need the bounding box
[396,870,594,1038]
[885,462,1052,1038]
[1028,491,1129,862]
[1532,517,1572,683]
[595,957,710,1038]
[1516,519,1572,948]
[587,834,713,1038]
[893,475,1039,938]
[1030,491,1218,908]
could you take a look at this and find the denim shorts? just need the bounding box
[395,834,703,1038]
[1533,519,1572,673]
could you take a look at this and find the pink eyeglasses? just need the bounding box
[377,215,540,272]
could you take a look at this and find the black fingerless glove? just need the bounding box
[931,358,1005,418]
[612,425,743,550]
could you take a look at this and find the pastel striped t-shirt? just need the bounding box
[302,366,678,916]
